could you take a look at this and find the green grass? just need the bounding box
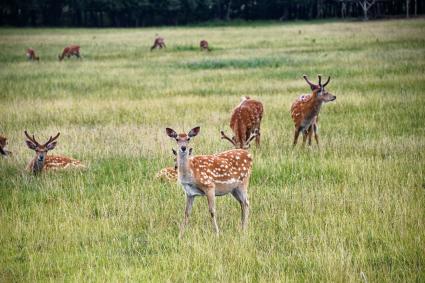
[0,19,424,282]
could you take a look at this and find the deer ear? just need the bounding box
[26,140,37,150]
[188,127,200,137]
[46,141,57,151]
[166,128,177,138]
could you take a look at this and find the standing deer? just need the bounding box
[221,96,264,149]
[156,148,192,182]
[24,131,85,174]
[0,135,12,157]
[26,48,40,61]
[166,126,255,236]
[291,75,336,147]
[151,36,166,51]
[200,40,210,51]
[58,45,81,61]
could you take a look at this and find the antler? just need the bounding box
[303,75,318,90]
[318,74,322,86]
[322,76,331,87]
[24,130,40,146]
[243,130,258,148]
[43,132,60,147]
[221,131,236,146]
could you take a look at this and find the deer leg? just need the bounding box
[307,125,313,146]
[313,124,320,147]
[293,128,301,146]
[232,188,250,231]
[206,189,219,235]
[180,195,194,237]
[302,130,308,147]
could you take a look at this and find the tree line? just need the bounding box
[1,0,422,27]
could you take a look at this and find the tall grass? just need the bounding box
[0,19,424,282]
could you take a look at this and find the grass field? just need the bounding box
[0,19,424,282]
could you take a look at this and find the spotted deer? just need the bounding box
[58,45,81,61]
[221,96,264,149]
[25,131,85,174]
[200,40,210,51]
[156,148,192,182]
[166,126,254,236]
[151,36,166,51]
[291,75,336,147]
[0,135,12,157]
[26,48,40,61]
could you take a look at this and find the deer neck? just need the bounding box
[31,156,45,174]
[177,151,193,182]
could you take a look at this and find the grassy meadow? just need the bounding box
[0,19,424,282]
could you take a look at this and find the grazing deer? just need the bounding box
[200,40,210,51]
[151,36,166,51]
[58,45,81,61]
[166,126,254,235]
[156,148,192,182]
[24,131,85,174]
[26,48,40,61]
[0,135,12,157]
[221,96,264,149]
[291,75,336,147]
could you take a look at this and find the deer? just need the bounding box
[156,148,192,182]
[200,40,210,51]
[291,75,336,147]
[24,131,85,174]
[58,45,81,61]
[26,48,40,61]
[166,126,255,236]
[151,36,166,51]
[221,96,264,149]
[0,135,12,157]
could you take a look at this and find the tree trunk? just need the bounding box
[226,0,232,21]
[406,0,410,18]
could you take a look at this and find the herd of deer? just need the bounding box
[14,36,337,235]
[25,36,210,62]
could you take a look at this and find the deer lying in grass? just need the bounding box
[166,126,255,235]
[26,48,40,61]
[200,40,210,51]
[0,135,12,157]
[156,148,192,182]
[58,45,81,61]
[221,96,264,149]
[291,75,336,147]
[151,36,166,51]
[25,131,85,174]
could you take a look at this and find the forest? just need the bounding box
[1,0,422,27]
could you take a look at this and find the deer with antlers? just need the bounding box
[26,48,40,61]
[24,131,85,174]
[166,126,254,235]
[151,36,166,51]
[221,96,264,149]
[58,45,81,61]
[200,40,210,51]
[0,135,12,157]
[291,75,336,147]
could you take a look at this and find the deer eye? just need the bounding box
[187,138,191,141]
[175,138,179,141]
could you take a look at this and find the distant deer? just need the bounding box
[221,96,264,149]
[166,126,255,235]
[291,75,336,147]
[58,45,81,61]
[200,40,210,51]
[156,148,192,182]
[24,131,85,174]
[26,48,40,61]
[151,36,166,51]
[0,135,12,157]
